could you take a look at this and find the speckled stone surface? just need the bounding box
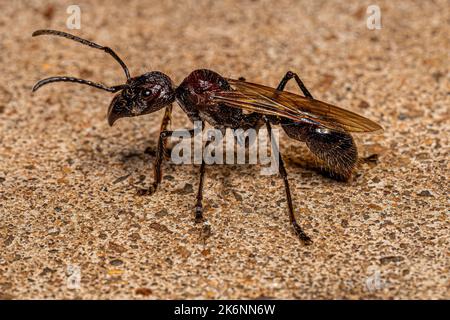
[0,0,448,299]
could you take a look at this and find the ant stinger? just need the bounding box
[32,29,383,245]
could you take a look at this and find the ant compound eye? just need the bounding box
[143,90,152,97]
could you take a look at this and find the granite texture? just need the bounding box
[0,0,448,299]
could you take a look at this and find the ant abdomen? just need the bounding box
[281,120,358,179]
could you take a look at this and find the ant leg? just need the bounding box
[137,106,173,196]
[194,140,212,222]
[137,130,173,196]
[265,119,312,245]
[138,117,202,196]
[274,72,313,243]
[277,71,314,99]
[159,105,173,160]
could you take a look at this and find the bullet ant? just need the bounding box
[32,30,382,244]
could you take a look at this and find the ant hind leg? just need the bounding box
[265,120,312,245]
[194,140,213,223]
[277,71,313,99]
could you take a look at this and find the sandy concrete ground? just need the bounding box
[0,0,448,299]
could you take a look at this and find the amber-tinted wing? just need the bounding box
[210,79,383,132]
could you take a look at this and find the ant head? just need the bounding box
[31,30,175,126]
[108,72,175,126]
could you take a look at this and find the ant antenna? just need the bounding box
[32,77,127,93]
[32,29,131,92]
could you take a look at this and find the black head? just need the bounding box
[31,29,175,126]
[107,71,174,126]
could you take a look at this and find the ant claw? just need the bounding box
[136,188,152,196]
[300,235,313,246]
[136,183,157,196]
[293,223,313,245]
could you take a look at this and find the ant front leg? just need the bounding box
[137,113,200,196]
[137,131,172,196]
[137,105,172,196]
[265,119,312,245]
[137,128,198,196]
[277,71,314,99]
[160,104,173,160]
